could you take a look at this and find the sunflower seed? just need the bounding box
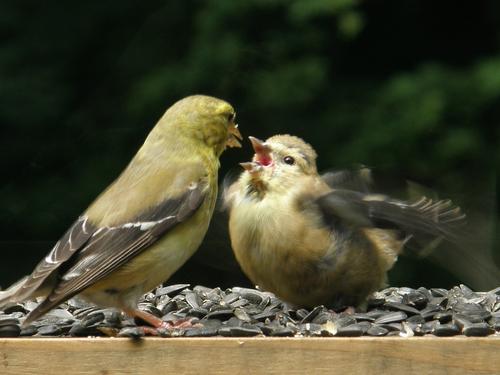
[334,324,364,337]
[374,311,407,324]
[155,284,190,297]
[384,302,420,315]
[366,325,388,336]
[463,323,494,337]
[433,323,460,336]
[269,326,297,337]
[0,324,21,337]
[218,326,262,337]
[434,311,453,323]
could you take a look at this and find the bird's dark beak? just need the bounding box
[249,136,272,166]
[226,123,242,148]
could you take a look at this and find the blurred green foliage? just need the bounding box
[1,0,498,289]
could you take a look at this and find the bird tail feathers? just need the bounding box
[0,276,28,310]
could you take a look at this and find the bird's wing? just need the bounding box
[26,181,206,321]
[321,167,372,193]
[316,189,466,242]
[0,216,95,308]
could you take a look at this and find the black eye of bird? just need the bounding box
[227,112,236,122]
[283,156,295,165]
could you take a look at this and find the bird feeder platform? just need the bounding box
[1,337,499,375]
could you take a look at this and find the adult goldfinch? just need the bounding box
[0,95,242,328]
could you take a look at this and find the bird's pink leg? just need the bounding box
[124,308,199,332]
[124,308,167,329]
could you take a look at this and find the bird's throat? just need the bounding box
[246,179,268,200]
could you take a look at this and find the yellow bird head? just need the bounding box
[152,95,242,157]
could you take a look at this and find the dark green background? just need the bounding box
[1,0,499,291]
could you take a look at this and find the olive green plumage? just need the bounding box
[0,95,242,326]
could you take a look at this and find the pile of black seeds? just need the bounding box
[0,284,499,338]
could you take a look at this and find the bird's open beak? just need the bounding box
[226,123,242,148]
[240,161,266,189]
[249,136,272,166]
[239,161,263,174]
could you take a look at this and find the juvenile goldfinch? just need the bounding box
[224,135,465,309]
[0,95,242,328]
